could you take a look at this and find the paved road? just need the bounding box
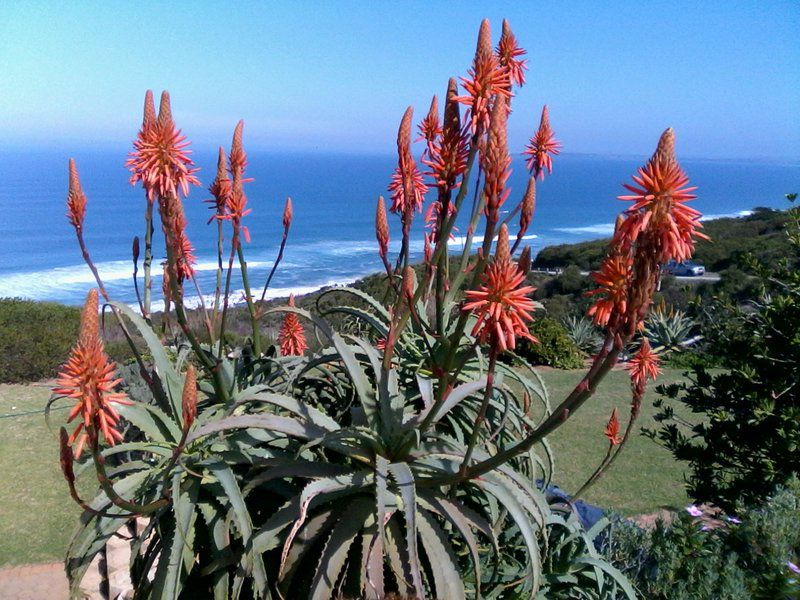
[531,268,721,283]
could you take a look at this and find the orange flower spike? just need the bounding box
[283,197,293,230]
[229,120,247,177]
[604,408,622,445]
[586,253,633,327]
[463,258,537,353]
[456,19,511,134]
[278,295,308,356]
[482,95,512,223]
[518,246,532,275]
[66,159,87,231]
[497,19,528,88]
[126,90,200,201]
[388,107,428,216]
[617,128,706,263]
[54,290,132,458]
[181,365,197,430]
[375,196,390,259]
[524,105,562,180]
[518,177,536,238]
[417,95,441,151]
[401,265,416,301]
[627,338,662,389]
[207,147,231,219]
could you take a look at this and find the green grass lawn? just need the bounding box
[0,367,692,565]
[544,366,690,515]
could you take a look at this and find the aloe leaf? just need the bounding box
[186,414,327,445]
[385,516,414,597]
[233,391,341,432]
[196,498,232,600]
[279,472,372,577]
[573,557,638,599]
[308,499,372,600]
[243,461,355,496]
[117,401,182,443]
[265,306,379,430]
[375,455,390,550]
[360,517,385,600]
[109,300,183,418]
[316,286,392,321]
[207,461,269,594]
[408,377,488,428]
[387,462,424,596]
[417,508,467,600]
[279,508,337,593]
[328,305,390,337]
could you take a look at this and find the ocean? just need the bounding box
[0,148,797,307]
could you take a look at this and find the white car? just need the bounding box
[663,260,706,276]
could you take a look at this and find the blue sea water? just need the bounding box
[0,148,797,306]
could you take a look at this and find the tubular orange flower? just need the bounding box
[423,199,456,244]
[218,121,253,241]
[497,19,528,88]
[388,107,428,215]
[604,408,622,445]
[456,19,511,134]
[616,128,706,263]
[126,91,200,201]
[495,223,510,263]
[66,159,87,231]
[463,258,536,353]
[181,365,197,430]
[524,105,561,180]
[375,196,390,258]
[401,265,416,300]
[586,253,633,327]
[481,96,512,222]
[627,338,661,390]
[206,147,231,221]
[283,197,293,230]
[417,95,441,152]
[423,78,470,192]
[159,196,197,284]
[53,289,132,459]
[279,295,308,356]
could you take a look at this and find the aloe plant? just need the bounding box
[563,316,604,354]
[51,18,709,600]
[644,304,698,353]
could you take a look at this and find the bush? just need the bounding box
[515,316,584,369]
[0,298,80,383]
[647,198,800,512]
[606,477,800,599]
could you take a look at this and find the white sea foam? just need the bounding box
[553,223,616,236]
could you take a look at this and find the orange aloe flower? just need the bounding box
[524,105,561,180]
[604,408,622,445]
[627,338,661,389]
[126,91,200,201]
[283,197,293,230]
[206,147,231,222]
[388,107,428,215]
[517,177,536,240]
[496,19,528,88]
[463,233,536,353]
[586,253,633,327]
[53,289,132,458]
[616,128,707,263]
[279,295,308,356]
[423,79,470,193]
[417,95,442,152]
[423,199,456,244]
[217,121,254,242]
[456,19,511,134]
[66,159,87,232]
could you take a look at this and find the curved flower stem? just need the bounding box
[259,225,290,304]
[142,200,154,322]
[458,349,498,476]
[91,434,169,515]
[218,226,239,360]
[572,389,643,500]
[212,218,225,325]
[236,244,262,356]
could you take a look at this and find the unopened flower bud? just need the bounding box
[401,266,416,300]
[495,224,510,263]
[283,197,293,230]
[181,365,197,431]
[132,236,140,264]
[519,177,536,235]
[376,196,390,258]
[518,246,532,274]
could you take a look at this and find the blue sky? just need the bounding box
[1,1,798,160]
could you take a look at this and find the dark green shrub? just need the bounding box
[606,477,800,599]
[0,298,80,383]
[515,316,584,369]
[647,198,800,512]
